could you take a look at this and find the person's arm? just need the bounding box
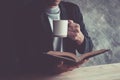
[76,6,93,53]
[68,4,93,54]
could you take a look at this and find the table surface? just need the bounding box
[1,63,120,80]
[53,63,120,80]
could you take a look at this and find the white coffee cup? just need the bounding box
[53,20,68,37]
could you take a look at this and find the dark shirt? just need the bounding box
[14,1,93,72]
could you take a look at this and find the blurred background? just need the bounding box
[1,0,120,69]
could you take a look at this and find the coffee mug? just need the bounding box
[53,20,68,37]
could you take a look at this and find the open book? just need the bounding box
[46,49,110,65]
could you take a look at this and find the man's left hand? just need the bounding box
[68,20,85,45]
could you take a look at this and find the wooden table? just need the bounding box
[52,63,120,80]
[1,63,120,80]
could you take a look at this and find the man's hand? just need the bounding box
[54,59,88,73]
[68,20,85,45]
[55,60,78,73]
[46,51,89,73]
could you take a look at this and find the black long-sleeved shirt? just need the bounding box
[14,1,93,71]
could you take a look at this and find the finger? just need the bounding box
[77,59,89,67]
[57,61,64,68]
[68,23,76,29]
[68,31,81,40]
[67,65,80,71]
[68,20,81,31]
[84,59,89,63]
[68,31,77,39]
[68,27,80,33]
[68,23,80,32]
[67,67,75,71]
[68,23,81,32]
[76,23,81,30]
[68,20,74,24]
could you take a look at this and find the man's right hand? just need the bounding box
[54,59,88,73]
[54,60,78,73]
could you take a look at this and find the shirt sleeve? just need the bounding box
[73,5,93,54]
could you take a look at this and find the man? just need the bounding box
[15,0,93,73]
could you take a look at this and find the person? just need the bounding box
[14,0,93,73]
